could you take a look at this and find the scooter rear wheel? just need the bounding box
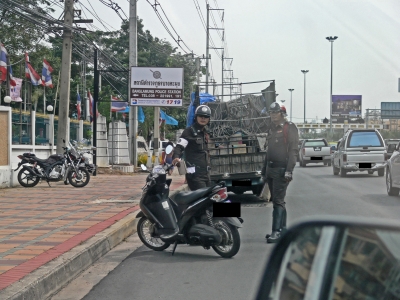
[137,217,170,251]
[212,219,240,258]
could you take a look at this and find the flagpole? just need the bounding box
[43,86,46,115]
[53,70,61,115]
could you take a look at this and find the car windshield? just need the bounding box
[349,132,383,147]
[304,141,326,147]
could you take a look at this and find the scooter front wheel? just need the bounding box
[137,217,170,251]
[212,219,240,258]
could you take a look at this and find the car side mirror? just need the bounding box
[254,218,400,300]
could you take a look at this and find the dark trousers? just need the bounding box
[266,167,289,209]
[186,172,211,191]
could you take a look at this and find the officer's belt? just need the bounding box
[267,161,287,168]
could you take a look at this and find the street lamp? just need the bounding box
[301,70,309,123]
[326,36,338,134]
[288,89,294,122]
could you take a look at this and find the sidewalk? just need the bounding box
[0,173,186,300]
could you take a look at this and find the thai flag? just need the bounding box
[8,65,16,87]
[88,90,99,122]
[0,44,8,82]
[25,52,43,86]
[111,96,128,112]
[42,59,53,88]
[77,92,82,120]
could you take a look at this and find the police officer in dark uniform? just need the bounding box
[262,102,299,243]
[172,105,211,190]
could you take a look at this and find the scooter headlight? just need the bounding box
[152,165,166,175]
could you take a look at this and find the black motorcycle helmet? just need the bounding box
[195,105,212,118]
[268,102,287,116]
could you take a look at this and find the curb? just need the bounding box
[0,184,188,300]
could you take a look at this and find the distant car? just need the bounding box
[385,139,400,160]
[299,139,331,167]
[149,140,172,151]
[332,129,386,177]
[386,141,400,196]
[297,139,304,162]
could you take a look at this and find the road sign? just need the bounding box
[130,67,183,107]
[381,102,400,119]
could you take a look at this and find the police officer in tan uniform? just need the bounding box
[262,102,299,243]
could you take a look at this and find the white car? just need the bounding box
[332,129,386,177]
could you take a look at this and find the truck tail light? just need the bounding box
[302,148,305,155]
[343,154,347,162]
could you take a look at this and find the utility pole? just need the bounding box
[288,89,294,122]
[222,55,232,101]
[129,0,138,168]
[206,3,210,93]
[206,4,224,94]
[93,49,98,175]
[301,70,309,124]
[56,0,74,153]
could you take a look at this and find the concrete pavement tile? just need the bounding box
[3,255,36,260]
[12,249,45,255]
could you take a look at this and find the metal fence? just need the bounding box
[11,110,92,145]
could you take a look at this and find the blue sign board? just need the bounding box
[381,102,400,119]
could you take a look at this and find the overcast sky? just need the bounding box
[72,0,400,123]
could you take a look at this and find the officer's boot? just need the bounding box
[281,208,287,235]
[267,206,284,244]
[265,208,287,239]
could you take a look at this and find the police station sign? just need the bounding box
[130,67,183,107]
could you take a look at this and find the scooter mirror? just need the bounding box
[141,164,147,171]
[165,145,174,155]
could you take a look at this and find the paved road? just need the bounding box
[56,164,400,300]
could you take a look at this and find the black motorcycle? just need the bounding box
[14,141,91,188]
[15,152,68,187]
[136,145,243,258]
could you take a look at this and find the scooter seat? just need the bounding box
[174,186,214,205]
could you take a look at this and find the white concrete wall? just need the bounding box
[96,116,109,167]
[108,121,130,165]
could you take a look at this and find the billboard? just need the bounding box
[130,67,183,107]
[381,102,400,119]
[331,95,363,123]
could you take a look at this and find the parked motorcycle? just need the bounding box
[64,140,95,187]
[14,140,93,188]
[136,145,243,258]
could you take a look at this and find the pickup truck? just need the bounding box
[332,129,386,177]
[299,139,332,167]
[208,133,266,196]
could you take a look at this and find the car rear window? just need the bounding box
[349,132,383,147]
[304,141,327,147]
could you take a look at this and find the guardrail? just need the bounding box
[295,123,383,129]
